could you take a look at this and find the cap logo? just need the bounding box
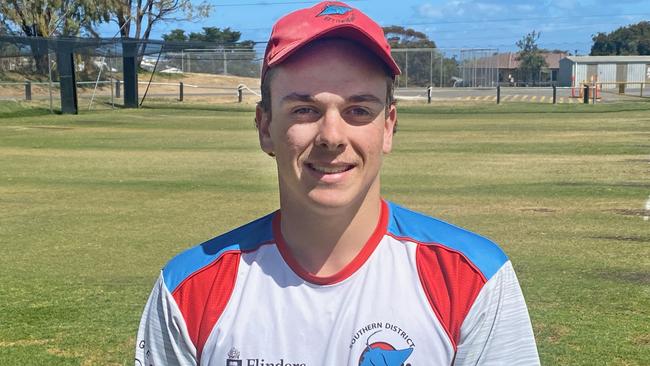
[317,4,352,16]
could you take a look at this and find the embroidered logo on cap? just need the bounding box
[317,4,353,16]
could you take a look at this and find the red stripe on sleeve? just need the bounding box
[415,243,486,349]
[171,251,240,361]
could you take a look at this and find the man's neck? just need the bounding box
[278,190,383,277]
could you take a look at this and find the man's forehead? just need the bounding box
[270,38,390,80]
[279,92,385,105]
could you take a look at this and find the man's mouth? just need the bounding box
[306,162,355,174]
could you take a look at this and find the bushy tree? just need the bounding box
[162,26,257,77]
[0,0,114,73]
[591,21,650,55]
[114,0,211,66]
[1,0,114,37]
[163,26,254,49]
[384,26,436,48]
[383,25,458,87]
[162,29,187,42]
[516,31,547,84]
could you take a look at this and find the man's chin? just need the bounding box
[304,189,371,213]
[308,194,353,210]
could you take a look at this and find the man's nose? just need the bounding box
[315,109,347,151]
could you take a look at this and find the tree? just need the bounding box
[382,25,458,87]
[0,0,114,73]
[384,25,436,48]
[162,26,258,77]
[163,26,254,49]
[591,21,650,55]
[0,0,114,37]
[162,28,187,42]
[516,31,547,84]
[113,0,211,66]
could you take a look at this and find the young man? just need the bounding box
[135,2,540,365]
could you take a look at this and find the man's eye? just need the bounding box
[293,107,316,115]
[348,107,370,116]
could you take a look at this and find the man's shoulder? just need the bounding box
[386,201,508,281]
[162,211,276,293]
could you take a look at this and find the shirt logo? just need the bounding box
[225,346,306,366]
[359,331,413,366]
[226,347,242,366]
[317,4,353,16]
[351,323,415,366]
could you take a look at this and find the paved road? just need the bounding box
[2,86,647,104]
[394,86,648,103]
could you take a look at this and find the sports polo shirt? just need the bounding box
[135,201,539,366]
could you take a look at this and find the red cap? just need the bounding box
[261,1,401,80]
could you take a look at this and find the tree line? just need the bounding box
[591,21,650,56]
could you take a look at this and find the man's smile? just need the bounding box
[305,162,356,175]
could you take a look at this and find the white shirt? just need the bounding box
[135,201,540,366]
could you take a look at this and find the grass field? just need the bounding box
[1,100,649,365]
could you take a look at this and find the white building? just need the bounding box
[558,56,650,88]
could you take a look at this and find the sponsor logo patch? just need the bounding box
[317,4,353,16]
[351,323,415,366]
[225,346,306,366]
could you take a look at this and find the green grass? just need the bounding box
[1,100,649,365]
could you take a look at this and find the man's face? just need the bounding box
[256,39,396,213]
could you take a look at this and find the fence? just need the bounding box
[2,36,648,113]
[0,36,264,112]
[389,48,499,88]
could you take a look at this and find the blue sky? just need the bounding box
[110,0,650,55]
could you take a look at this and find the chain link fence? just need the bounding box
[390,48,499,88]
[2,36,647,112]
[0,36,261,112]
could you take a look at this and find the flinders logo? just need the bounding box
[225,347,306,366]
[226,347,242,366]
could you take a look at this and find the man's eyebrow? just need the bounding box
[280,93,384,105]
[347,94,384,105]
[280,93,315,104]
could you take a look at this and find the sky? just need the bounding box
[103,0,650,55]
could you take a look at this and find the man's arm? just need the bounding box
[135,275,197,366]
[454,261,540,365]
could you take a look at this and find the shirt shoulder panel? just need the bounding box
[386,201,508,281]
[162,211,276,293]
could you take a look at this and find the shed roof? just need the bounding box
[563,56,650,64]
[474,52,566,69]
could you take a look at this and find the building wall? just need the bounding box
[558,58,650,87]
[576,64,588,86]
[597,63,617,89]
[627,64,647,83]
[558,58,573,86]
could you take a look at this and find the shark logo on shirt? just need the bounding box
[358,330,413,366]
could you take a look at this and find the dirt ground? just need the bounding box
[0,72,261,104]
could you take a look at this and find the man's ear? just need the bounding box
[256,104,275,156]
[383,103,397,154]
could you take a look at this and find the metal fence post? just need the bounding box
[115,80,121,98]
[583,84,589,104]
[427,86,432,104]
[238,85,243,103]
[179,82,184,102]
[552,85,557,104]
[25,81,32,101]
[496,85,500,104]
